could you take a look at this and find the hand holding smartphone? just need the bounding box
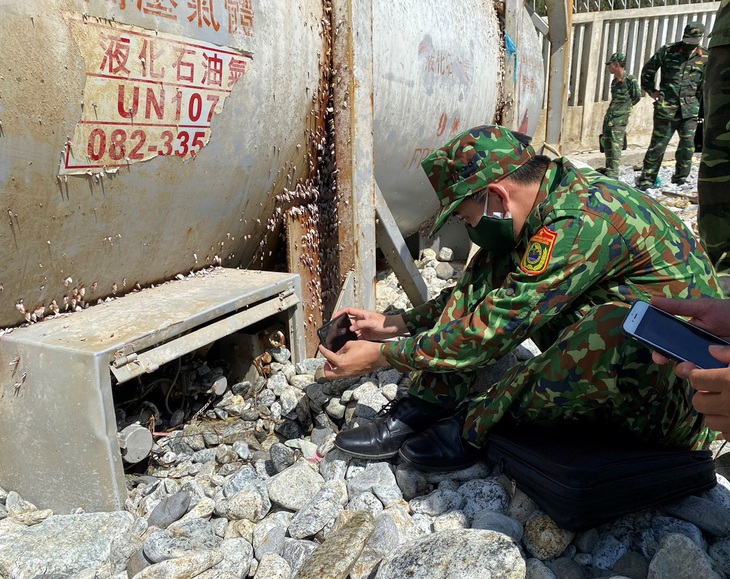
[317,312,358,352]
[622,301,730,369]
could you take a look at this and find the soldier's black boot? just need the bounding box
[334,397,446,459]
[399,407,482,472]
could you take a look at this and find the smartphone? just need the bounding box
[622,301,730,369]
[317,312,358,352]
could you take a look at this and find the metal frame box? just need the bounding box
[0,269,305,512]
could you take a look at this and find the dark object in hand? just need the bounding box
[318,313,358,352]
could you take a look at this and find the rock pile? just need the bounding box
[0,232,729,578]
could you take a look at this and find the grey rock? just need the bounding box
[131,548,223,579]
[210,516,227,537]
[433,510,469,531]
[709,536,730,576]
[214,489,268,522]
[647,533,722,579]
[289,374,316,390]
[437,247,454,261]
[573,553,591,566]
[353,391,390,420]
[471,510,524,543]
[126,548,153,578]
[232,440,251,460]
[366,508,418,558]
[611,551,649,579]
[254,525,287,560]
[267,372,289,396]
[191,448,216,463]
[410,488,463,516]
[347,463,402,506]
[109,517,148,574]
[325,397,347,419]
[395,465,430,501]
[288,479,348,539]
[271,347,290,364]
[147,492,190,529]
[179,497,215,522]
[0,512,133,577]
[143,518,220,563]
[295,358,325,376]
[269,443,296,473]
[573,528,600,553]
[592,533,628,570]
[347,491,384,517]
[254,552,290,579]
[295,511,375,579]
[5,491,53,525]
[458,478,510,518]
[215,444,239,464]
[267,459,325,510]
[435,261,454,280]
[306,382,330,410]
[212,537,254,578]
[650,515,706,555]
[525,558,557,579]
[601,511,654,556]
[375,529,525,579]
[661,495,730,537]
[545,557,584,579]
[700,474,730,512]
[506,486,538,524]
[320,448,350,482]
[281,538,318,576]
[279,385,304,414]
[377,369,402,387]
[421,461,491,483]
[222,466,270,508]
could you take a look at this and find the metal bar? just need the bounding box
[110,292,301,384]
[544,0,573,151]
[331,0,377,311]
[375,184,428,307]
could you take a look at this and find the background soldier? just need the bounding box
[699,1,730,290]
[636,22,707,191]
[602,51,641,179]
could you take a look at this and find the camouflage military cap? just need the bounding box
[422,125,535,236]
[606,51,626,65]
[683,21,705,44]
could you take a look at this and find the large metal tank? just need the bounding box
[373,0,545,236]
[0,0,545,329]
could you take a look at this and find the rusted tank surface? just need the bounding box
[0,0,328,328]
[372,0,545,236]
[0,0,545,328]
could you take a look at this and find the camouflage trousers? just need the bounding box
[602,117,627,179]
[699,44,730,279]
[408,301,710,450]
[638,114,698,187]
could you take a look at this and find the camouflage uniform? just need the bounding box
[380,126,721,450]
[637,23,707,189]
[699,1,730,281]
[602,52,641,179]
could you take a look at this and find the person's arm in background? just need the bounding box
[650,296,730,438]
[641,48,664,100]
[630,74,642,106]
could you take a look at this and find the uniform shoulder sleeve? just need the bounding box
[640,48,663,92]
[380,210,627,374]
[628,75,642,105]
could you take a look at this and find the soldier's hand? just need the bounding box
[319,340,388,379]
